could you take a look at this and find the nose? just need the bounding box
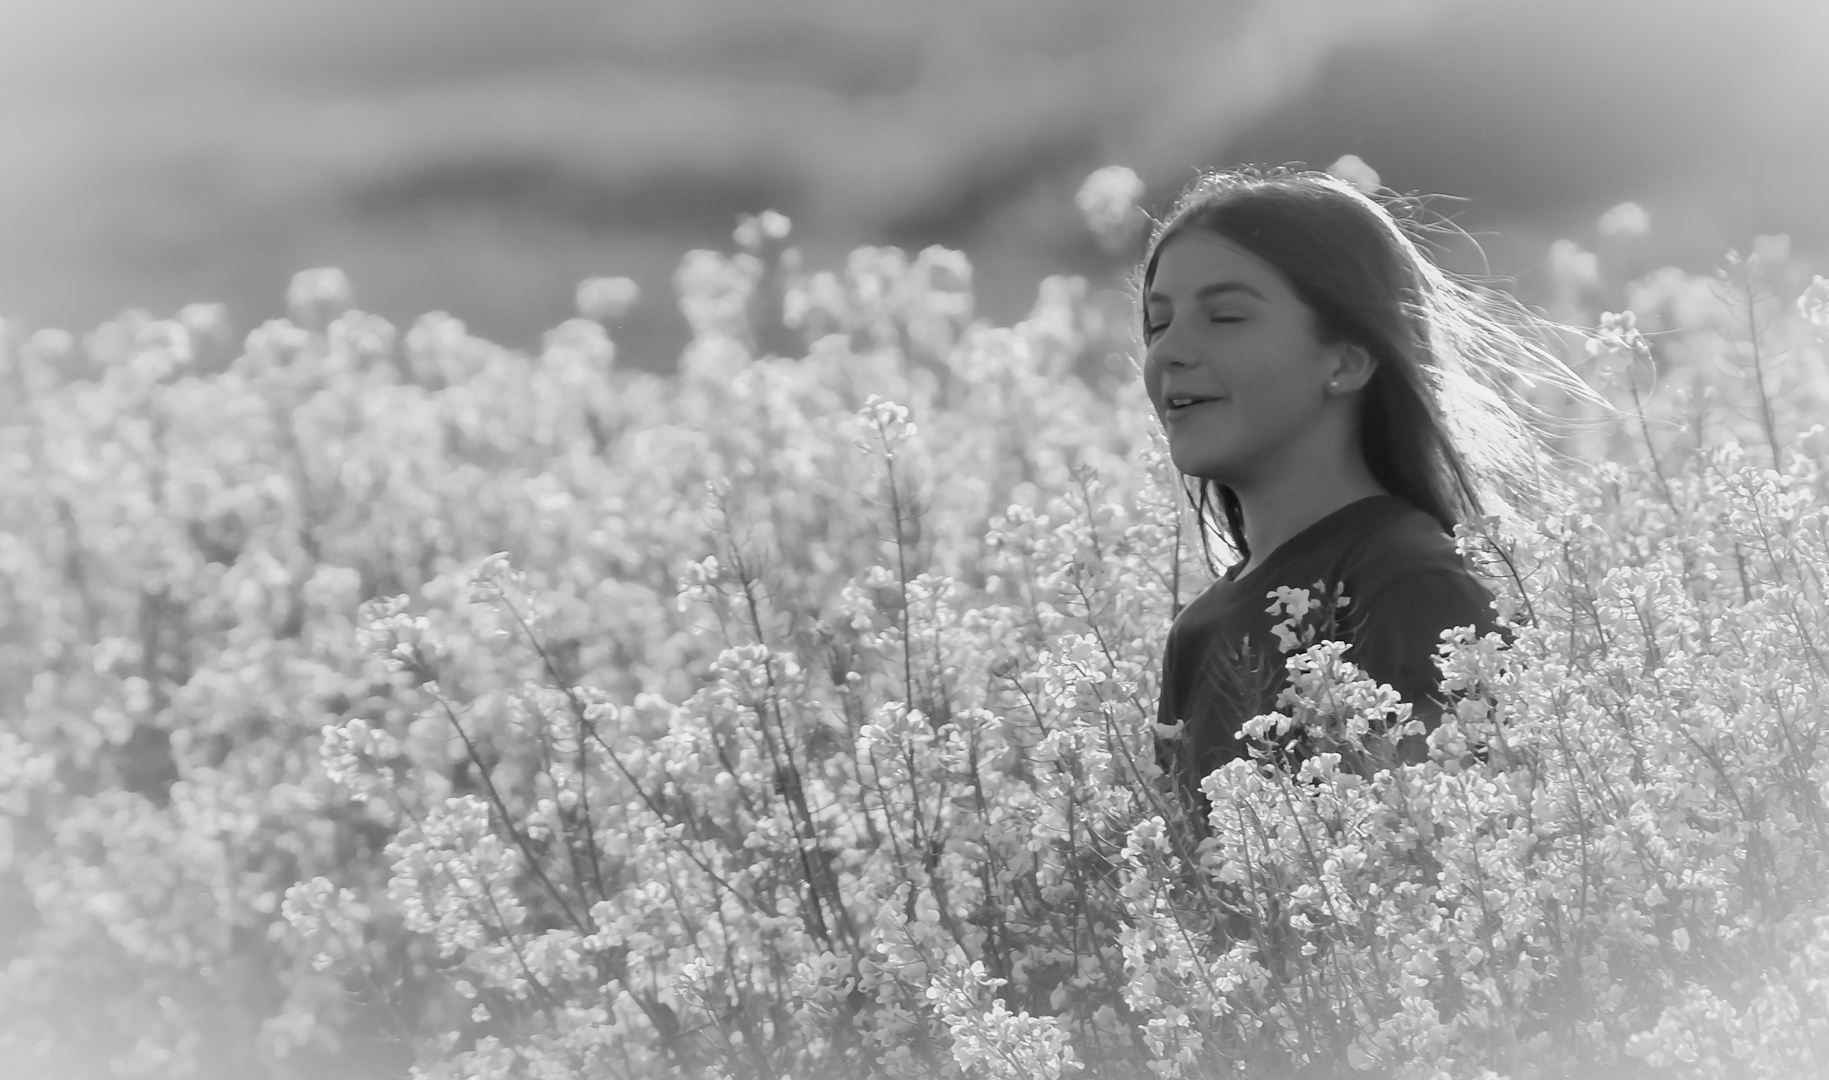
[1146,320,1198,371]
[1143,334,1189,408]
[1150,346,1189,370]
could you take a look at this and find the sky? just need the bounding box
[1,0,1824,365]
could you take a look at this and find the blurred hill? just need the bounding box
[0,0,1824,369]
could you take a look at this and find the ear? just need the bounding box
[1323,341,1377,396]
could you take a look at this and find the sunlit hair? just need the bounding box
[1139,165,1608,572]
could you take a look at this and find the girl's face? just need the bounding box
[1142,230,1353,486]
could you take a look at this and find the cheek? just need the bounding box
[1240,337,1326,403]
[1141,357,1164,402]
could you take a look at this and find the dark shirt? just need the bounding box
[1155,494,1503,804]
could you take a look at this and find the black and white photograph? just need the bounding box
[2,1,1827,1077]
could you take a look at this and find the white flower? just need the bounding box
[1326,154,1382,193]
[1597,201,1650,238]
[575,276,641,322]
[286,266,354,323]
[1075,165,1145,253]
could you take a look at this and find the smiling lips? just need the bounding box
[1164,394,1225,419]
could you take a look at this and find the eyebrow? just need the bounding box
[1144,282,1267,305]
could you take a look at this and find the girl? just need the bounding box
[1142,167,1597,814]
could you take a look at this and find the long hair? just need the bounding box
[1139,166,1607,572]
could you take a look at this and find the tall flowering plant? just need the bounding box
[0,207,1825,1078]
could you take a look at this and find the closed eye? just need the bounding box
[1146,314,1243,339]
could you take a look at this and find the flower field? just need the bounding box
[3,206,1829,1079]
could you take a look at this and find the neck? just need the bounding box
[1230,437,1387,575]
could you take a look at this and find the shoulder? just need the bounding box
[1324,501,1504,705]
[1336,498,1476,592]
[1331,501,1499,639]
[1330,499,1496,624]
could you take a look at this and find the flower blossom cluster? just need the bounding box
[0,201,1827,1079]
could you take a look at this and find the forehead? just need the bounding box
[1147,231,1289,302]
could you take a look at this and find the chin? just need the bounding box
[1168,448,1229,481]
[1173,462,1233,486]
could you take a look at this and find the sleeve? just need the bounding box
[1342,568,1502,755]
[1153,641,1180,777]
